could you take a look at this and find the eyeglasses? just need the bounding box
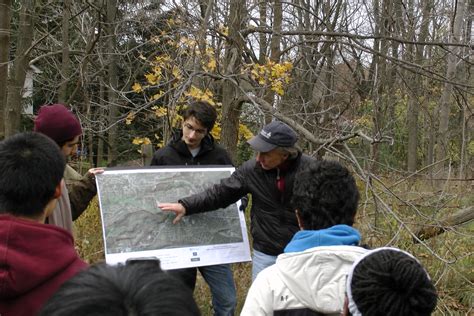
[183,122,207,135]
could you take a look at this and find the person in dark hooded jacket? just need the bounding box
[0,132,87,316]
[150,101,236,316]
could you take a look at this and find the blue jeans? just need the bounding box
[200,264,236,316]
[169,264,236,316]
[252,249,277,281]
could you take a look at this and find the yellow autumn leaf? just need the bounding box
[155,55,171,64]
[142,137,151,145]
[132,137,142,145]
[132,137,151,145]
[185,86,216,105]
[132,82,142,93]
[171,115,181,127]
[210,124,221,140]
[151,91,164,101]
[206,58,217,72]
[271,81,284,96]
[145,73,158,85]
[172,66,181,79]
[239,124,254,140]
[153,106,167,117]
[125,112,135,125]
[283,61,293,71]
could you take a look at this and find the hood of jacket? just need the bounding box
[0,214,85,299]
[275,226,367,314]
[284,224,361,253]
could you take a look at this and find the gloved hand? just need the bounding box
[239,195,249,212]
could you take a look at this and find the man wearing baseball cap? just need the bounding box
[34,104,102,233]
[159,120,316,280]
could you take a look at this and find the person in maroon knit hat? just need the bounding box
[0,132,87,316]
[34,104,103,233]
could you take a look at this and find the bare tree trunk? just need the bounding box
[263,0,282,123]
[407,0,431,172]
[458,1,473,179]
[220,0,246,161]
[435,0,466,177]
[197,0,213,53]
[5,0,35,137]
[96,83,105,166]
[192,0,213,88]
[58,0,71,103]
[258,0,267,64]
[106,0,119,165]
[0,0,12,139]
[368,0,390,172]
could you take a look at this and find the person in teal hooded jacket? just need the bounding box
[242,160,367,316]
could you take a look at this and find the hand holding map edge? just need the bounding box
[157,202,186,224]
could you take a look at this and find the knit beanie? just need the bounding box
[34,104,82,144]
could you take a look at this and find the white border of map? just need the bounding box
[96,167,251,269]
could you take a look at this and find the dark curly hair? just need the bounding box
[182,101,217,132]
[39,260,200,316]
[291,160,359,230]
[348,248,437,316]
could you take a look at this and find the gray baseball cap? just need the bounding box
[247,121,298,152]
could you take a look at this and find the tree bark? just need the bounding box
[4,0,35,137]
[220,0,246,161]
[258,0,267,64]
[0,0,12,139]
[263,0,282,123]
[58,0,71,103]
[407,0,431,172]
[106,0,119,165]
[435,0,466,177]
[458,1,473,179]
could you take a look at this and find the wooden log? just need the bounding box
[414,206,474,242]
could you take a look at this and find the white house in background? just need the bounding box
[22,64,42,114]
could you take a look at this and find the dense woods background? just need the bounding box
[0,0,472,314]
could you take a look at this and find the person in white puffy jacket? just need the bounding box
[241,160,367,316]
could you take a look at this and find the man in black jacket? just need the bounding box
[159,120,316,281]
[151,101,236,316]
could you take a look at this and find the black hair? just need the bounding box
[350,249,437,316]
[0,132,66,217]
[39,261,201,316]
[291,160,359,230]
[182,101,217,132]
[57,135,78,148]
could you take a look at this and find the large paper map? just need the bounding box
[96,167,251,269]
